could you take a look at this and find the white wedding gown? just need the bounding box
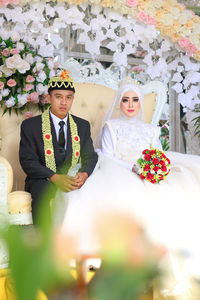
[59,117,200,277]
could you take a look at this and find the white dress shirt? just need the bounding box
[50,110,68,150]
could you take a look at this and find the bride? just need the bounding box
[59,78,200,274]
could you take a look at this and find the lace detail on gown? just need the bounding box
[107,118,161,164]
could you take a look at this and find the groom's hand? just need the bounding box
[49,174,78,192]
[74,172,88,188]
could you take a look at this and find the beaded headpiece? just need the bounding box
[118,76,141,88]
[48,70,75,93]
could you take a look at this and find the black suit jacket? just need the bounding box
[19,113,98,184]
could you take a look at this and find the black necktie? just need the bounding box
[58,120,65,148]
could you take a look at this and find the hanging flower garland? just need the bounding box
[0,1,200,111]
[0,35,59,113]
[0,0,200,62]
[42,107,80,173]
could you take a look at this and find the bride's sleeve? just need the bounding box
[152,126,162,150]
[101,124,133,171]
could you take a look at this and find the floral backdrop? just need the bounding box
[0,0,200,113]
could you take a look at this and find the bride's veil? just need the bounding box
[94,77,144,149]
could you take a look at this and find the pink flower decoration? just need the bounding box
[24,111,34,119]
[132,66,144,72]
[126,0,137,7]
[0,71,2,77]
[26,75,35,83]
[7,79,16,87]
[147,16,156,26]
[10,48,19,55]
[178,38,198,55]
[0,81,4,89]
[186,43,198,55]
[24,84,34,92]
[178,38,190,49]
[137,12,148,23]
[9,0,20,4]
[2,48,9,57]
[0,0,9,6]
[27,92,39,104]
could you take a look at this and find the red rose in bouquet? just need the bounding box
[136,147,171,184]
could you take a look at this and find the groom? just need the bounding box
[19,70,98,223]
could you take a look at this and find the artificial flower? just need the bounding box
[0,35,59,113]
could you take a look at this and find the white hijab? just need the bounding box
[95,78,144,148]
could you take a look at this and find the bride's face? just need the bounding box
[120,91,140,118]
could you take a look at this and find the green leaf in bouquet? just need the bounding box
[5,38,13,47]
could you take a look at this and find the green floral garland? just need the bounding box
[42,107,80,173]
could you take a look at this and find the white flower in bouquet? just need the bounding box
[17,60,30,74]
[10,31,20,42]
[18,94,27,107]
[34,62,45,72]
[47,59,54,69]
[24,53,34,65]
[49,70,56,78]
[6,54,22,69]
[16,42,24,51]
[34,56,43,63]
[36,83,48,95]
[37,71,47,82]
[0,36,60,113]
[1,88,9,97]
[5,97,15,108]
[0,65,16,77]
[0,30,8,40]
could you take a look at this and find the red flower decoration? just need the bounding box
[151,179,156,184]
[161,166,167,172]
[153,166,159,172]
[75,151,80,157]
[144,154,151,161]
[142,149,149,154]
[137,147,171,184]
[166,158,171,164]
[144,164,150,171]
[44,133,52,140]
[159,160,166,166]
[46,149,52,156]
[161,152,166,158]
[152,158,159,165]
[139,174,145,180]
[74,135,80,142]
[149,149,156,155]
[146,173,154,181]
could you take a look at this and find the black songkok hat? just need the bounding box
[48,70,75,93]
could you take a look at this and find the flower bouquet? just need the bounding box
[134,147,171,184]
[0,34,59,114]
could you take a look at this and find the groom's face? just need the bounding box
[47,89,74,119]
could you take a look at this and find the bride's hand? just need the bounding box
[132,164,137,173]
[74,172,88,188]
